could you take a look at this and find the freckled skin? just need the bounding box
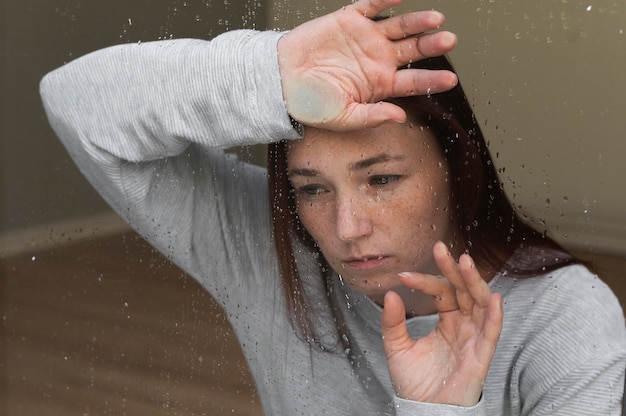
[287,122,459,315]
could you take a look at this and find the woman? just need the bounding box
[40,0,625,414]
[269,55,581,343]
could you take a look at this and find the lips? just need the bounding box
[343,255,388,271]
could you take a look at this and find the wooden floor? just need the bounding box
[1,231,625,415]
[1,232,262,416]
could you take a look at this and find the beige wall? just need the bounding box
[0,0,267,243]
[270,0,626,255]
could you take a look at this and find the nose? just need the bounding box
[335,195,374,242]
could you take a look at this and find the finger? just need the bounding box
[414,30,458,58]
[390,68,458,97]
[397,272,459,313]
[392,31,457,67]
[378,10,446,40]
[458,253,493,309]
[346,69,458,126]
[484,293,503,344]
[351,0,404,19]
[337,101,406,130]
[432,241,475,314]
[476,293,503,363]
[380,290,413,353]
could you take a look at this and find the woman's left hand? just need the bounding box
[380,241,503,406]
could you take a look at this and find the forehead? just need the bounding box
[286,122,441,168]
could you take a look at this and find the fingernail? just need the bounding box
[434,240,450,255]
[460,254,474,268]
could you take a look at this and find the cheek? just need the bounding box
[295,200,330,242]
[397,181,451,233]
[423,184,453,238]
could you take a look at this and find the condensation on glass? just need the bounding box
[1,0,624,415]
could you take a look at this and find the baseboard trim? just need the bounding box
[1,210,624,259]
[0,211,131,258]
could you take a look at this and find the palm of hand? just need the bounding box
[277,0,458,130]
[384,305,495,406]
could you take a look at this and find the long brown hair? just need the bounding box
[268,56,577,343]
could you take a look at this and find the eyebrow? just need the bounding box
[350,153,406,171]
[288,153,406,177]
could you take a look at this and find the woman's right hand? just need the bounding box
[277,0,458,131]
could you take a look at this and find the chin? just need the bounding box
[342,274,399,297]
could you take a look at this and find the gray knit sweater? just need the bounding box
[40,30,626,415]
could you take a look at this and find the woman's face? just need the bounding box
[287,122,455,305]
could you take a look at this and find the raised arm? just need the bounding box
[39,31,293,307]
[40,31,298,163]
[39,0,459,313]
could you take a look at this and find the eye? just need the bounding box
[297,184,327,196]
[370,175,401,186]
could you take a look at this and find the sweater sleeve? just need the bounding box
[39,30,300,310]
[392,396,485,416]
[40,30,299,160]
